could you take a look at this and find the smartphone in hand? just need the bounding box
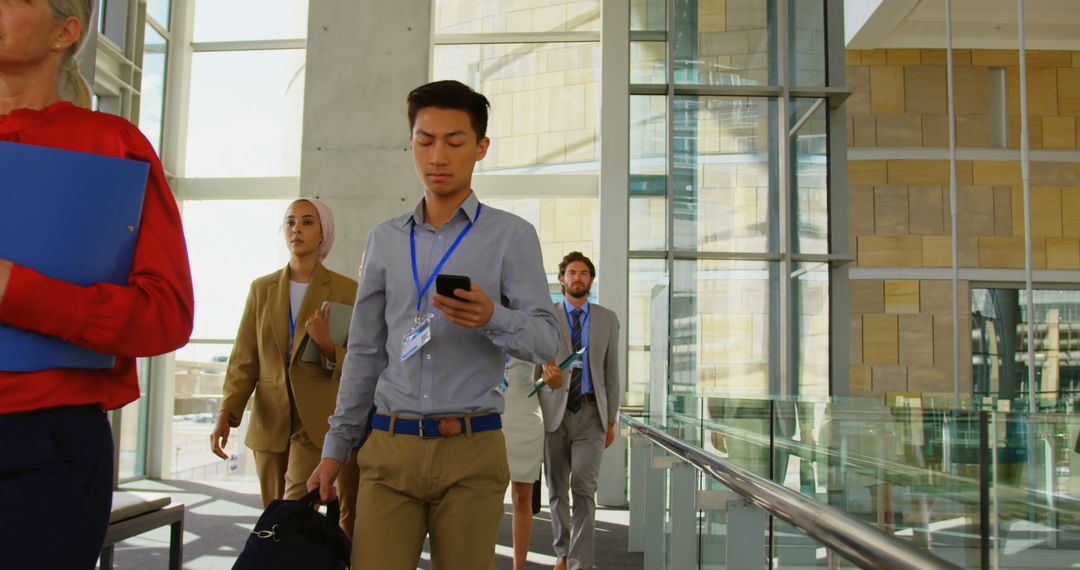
[435,274,471,301]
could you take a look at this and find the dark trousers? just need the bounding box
[0,405,114,569]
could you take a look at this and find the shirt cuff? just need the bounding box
[481,303,514,338]
[321,433,353,463]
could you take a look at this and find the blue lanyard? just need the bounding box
[564,302,590,328]
[410,203,482,313]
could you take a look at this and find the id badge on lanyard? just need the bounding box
[401,202,482,362]
[401,312,434,362]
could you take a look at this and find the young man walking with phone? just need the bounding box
[308,80,559,569]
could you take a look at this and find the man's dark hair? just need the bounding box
[558,251,596,278]
[407,80,490,141]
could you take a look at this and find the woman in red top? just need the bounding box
[0,1,193,568]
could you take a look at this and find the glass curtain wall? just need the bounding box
[432,1,603,295]
[170,0,309,482]
[972,288,1080,412]
[93,0,171,481]
[629,0,837,410]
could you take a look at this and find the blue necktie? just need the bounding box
[567,308,583,413]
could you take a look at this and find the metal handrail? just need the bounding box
[681,410,1080,513]
[622,414,964,570]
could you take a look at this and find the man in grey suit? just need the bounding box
[537,251,620,570]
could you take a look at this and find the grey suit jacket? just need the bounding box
[536,300,621,432]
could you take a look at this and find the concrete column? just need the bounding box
[597,0,631,510]
[301,1,433,278]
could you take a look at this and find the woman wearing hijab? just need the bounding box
[0,2,194,567]
[210,198,360,537]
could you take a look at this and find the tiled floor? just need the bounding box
[100,478,643,569]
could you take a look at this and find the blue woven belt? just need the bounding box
[371,413,501,438]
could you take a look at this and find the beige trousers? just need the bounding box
[351,428,510,569]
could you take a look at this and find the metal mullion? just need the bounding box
[191,39,306,52]
[630,30,666,42]
[664,0,676,420]
[790,262,828,280]
[671,84,782,98]
[147,15,170,41]
[98,35,136,68]
[127,0,147,123]
[434,31,600,45]
[777,0,792,399]
[161,0,195,177]
[826,0,850,398]
[789,86,851,105]
[629,250,670,260]
[672,251,784,262]
[630,83,668,96]
[1018,0,1036,414]
[946,0,962,404]
[791,253,855,264]
[789,98,825,137]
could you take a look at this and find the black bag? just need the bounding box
[532,477,542,515]
[233,490,351,569]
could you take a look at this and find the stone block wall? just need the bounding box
[846,48,1080,396]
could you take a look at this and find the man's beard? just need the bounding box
[565,283,591,299]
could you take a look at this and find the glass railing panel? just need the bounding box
[631,396,1080,570]
[668,392,705,447]
[990,410,1080,569]
[772,520,825,568]
[699,476,772,570]
[816,400,980,567]
[691,396,982,566]
[699,477,730,570]
[702,397,775,478]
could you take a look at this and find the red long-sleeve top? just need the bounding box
[0,102,194,414]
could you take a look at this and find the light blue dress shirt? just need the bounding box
[561,298,593,395]
[323,192,560,462]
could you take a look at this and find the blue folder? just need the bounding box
[0,140,149,372]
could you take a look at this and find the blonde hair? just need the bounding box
[50,0,95,108]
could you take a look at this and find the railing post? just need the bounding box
[697,488,768,569]
[645,445,668,567]
[727,496,768,569]
[628,433,649,552]
[670,461,699,569]
[827,549,841,569]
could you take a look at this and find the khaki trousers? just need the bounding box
[252,429,360,538]
[351,428,510,569]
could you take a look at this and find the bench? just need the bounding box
[99,492,185,569]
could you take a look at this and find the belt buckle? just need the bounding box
[419,419,437,439]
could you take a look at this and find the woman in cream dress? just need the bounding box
[493,356,545,570]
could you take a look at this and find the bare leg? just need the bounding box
[511,481,535,570]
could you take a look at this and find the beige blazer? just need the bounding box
[536,301,621,433]
[220,263,358,453]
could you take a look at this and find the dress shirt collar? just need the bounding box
[562,297,590,317]
[403,190,482,228]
